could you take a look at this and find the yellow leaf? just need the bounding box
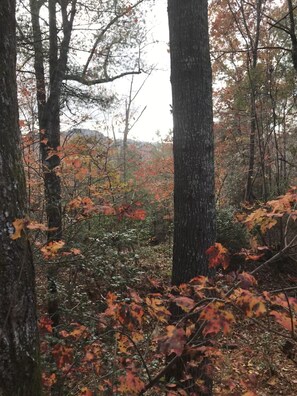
[41,240,65,259]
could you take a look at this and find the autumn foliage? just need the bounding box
[14,126,297,395]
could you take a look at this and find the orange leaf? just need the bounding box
[199,302,235,336]
[42,372,57,388]
[27,221,50,231]
[146,296,170,323]
[232,289,266,317]
[130,209,146,220]
[70,248,81,255]
[10,218,25,240]
[270,311,296,332]
[80,387,93,396]
[244,253,264,261]
[40,240,65,259]
[206,243,230,270]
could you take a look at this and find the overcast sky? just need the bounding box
[70,0,172,142]
[129,0,172,142]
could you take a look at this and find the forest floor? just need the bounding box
[136,246,297,396]
[213,267,297,396]
[37,243,297,395]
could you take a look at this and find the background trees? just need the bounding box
[210,0,297,205]
[0,0,41,394]
[18,0,150,325]
[23,0,148,241]
[2,0,296,394]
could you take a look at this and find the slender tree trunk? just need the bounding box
[244,0,264,202]
[30,0,77,327]
[287,0,297,72]
[123,98,130,184]
[169,0,216,286]
[245,97,257,202]
[0,1,41,394]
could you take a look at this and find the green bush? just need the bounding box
[216,206,249,254]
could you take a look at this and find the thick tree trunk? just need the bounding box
[0,1,41,394]
[169,0,216,285]
[168,2,216,393]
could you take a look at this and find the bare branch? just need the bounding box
[65,69,142,85]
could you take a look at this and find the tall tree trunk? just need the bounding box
[169,0,216,285]
[245,97,257,202]
[287,0,297,72]
[168,3,216,392]
[243,0,264,202]
[0,1,41,394]
[30,0,77,327]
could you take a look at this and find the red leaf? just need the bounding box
[52,344,73,369]
[173,296,195,312]
[238,272,257,288]
[118,370,144,394]
[73,158,81,168]
[129,209,147,220]
[160,325,187,356]
[39,316,53,333]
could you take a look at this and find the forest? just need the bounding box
[0,0,297,395]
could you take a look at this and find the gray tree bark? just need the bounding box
[168,0,216,285]
[0,0,41,394]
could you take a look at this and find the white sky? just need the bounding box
[128,0,172,142]
[76,0,172,142]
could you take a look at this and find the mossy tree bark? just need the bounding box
[0,1,42,394]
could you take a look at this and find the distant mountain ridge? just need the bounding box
[66,128,155,148]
